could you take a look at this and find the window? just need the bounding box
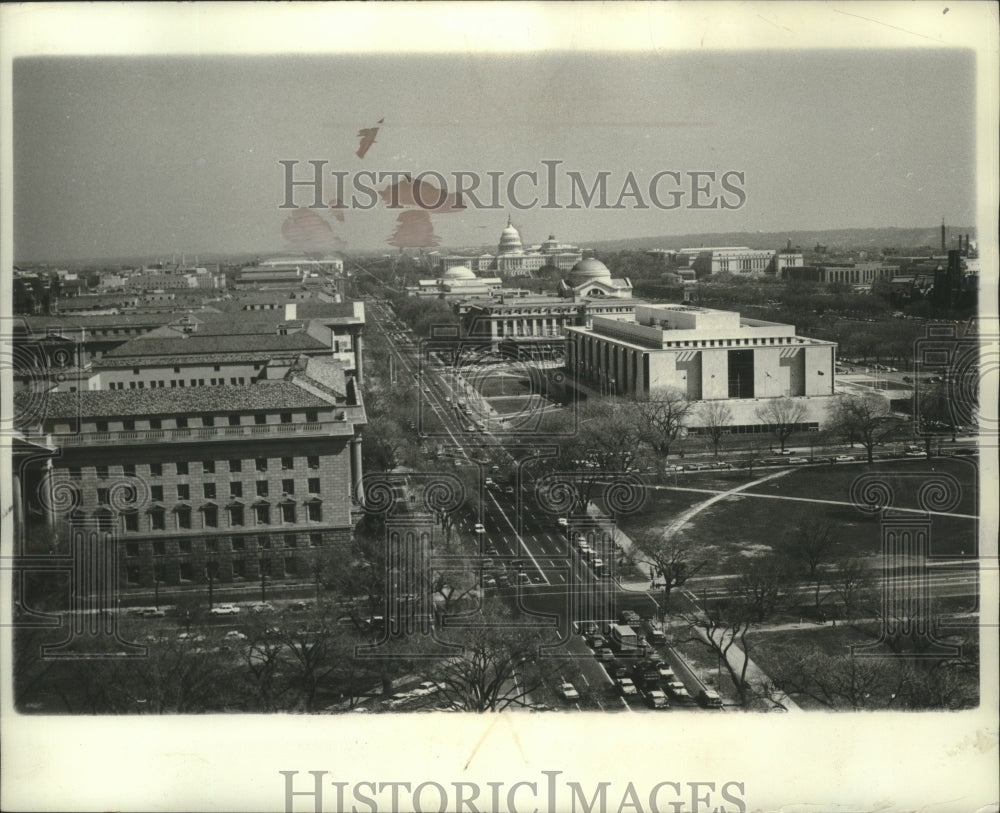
[203,483,216,499]
[176,417,188,429]
[125,542,139,557]
[123,513,139,533]
[150,463,162,477]
[96,487,110,505]
[284,558,297,578]
[282,479,295,495]
[307,456,320,469]
[202,460,215,474]
[232,560,246,579]
[231,536,245,551]
[179,562,194,582]
[204,504,219,528]
[308,478,321,494]
[255,457,268,472]
[305,410,318,423]
[230,482,243,498]
[68,466,82,478]
[203,415,215,427]
[176,462,188,476]
[228,505,244,527]
[284,533,297,548]
[96,420,108,432]
[228,415,240,426]
[123,419,135,431]
[96,465,109,479]
[174,366,181,373]
[176,484,190,500]
[151,485,164,502]
[152,540,166,556]
[177,507,192,530]
[281,456,294,470]
[126,565,141,585]
[309,533,323,547]
[213,365,221,372]
[254,504,271,525]
[258,535,271,550]
[280,412,292,424]
[281,503,296,524]
[256,480,269,498]
[150,418,162,429]
[255,414,267,425]
[229,459,242,473]
[206,538,218,552]
[178,538,192,553]
[307,502,322,522]
[150,509,166,531]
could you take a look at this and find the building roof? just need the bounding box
[25,381,332,419]
[104,332,327,358]
[569,258,612,284]
[441,265,476,281]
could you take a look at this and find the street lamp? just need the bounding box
[259,554,268,602]
[207,555,218,610]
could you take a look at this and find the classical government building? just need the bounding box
[439,218,584,278]
[566,303,837,430]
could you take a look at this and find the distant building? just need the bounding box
[783,262,898,286]
[439,218,583,278]
[405,265,503,300]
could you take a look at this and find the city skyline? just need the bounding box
[14,49,976,262]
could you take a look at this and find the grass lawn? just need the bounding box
[618,459,980,575]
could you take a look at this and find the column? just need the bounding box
[351,436,364,506]
[352,329,365,387]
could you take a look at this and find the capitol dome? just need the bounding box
[441,265,476,280]
[568,257,612,285]
[497,216,523,254]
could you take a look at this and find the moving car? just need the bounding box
[210,604,240,616]
[644,689,669,709]
[697,688,723,709]
[832,454,854,463]
[616,677,639,697]
[556,682,580,701]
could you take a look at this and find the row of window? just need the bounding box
[125,532,325,557]
[107,376,248,390]
[91,478,321,504]
[67,456,322,479]
[126,556,306,585]
[121,500,323,531]
[87,411,320,432]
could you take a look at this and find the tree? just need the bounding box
[699,401,732,459]
[423,602,559,712]
[679,598,757,707]
[632,533,708,619]
[828,393,903,464]
[755,396,807,453]
[635,387,693,465]
[734,555,791,622]
[827,556,876,622]
[779,518,837,610]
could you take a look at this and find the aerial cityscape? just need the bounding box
[2,31,991,726]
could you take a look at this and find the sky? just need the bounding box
[13,49,976,262]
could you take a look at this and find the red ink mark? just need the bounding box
[356,118,384,159]
[388,210,440,249]
[282,207,345,252]
[378,176,465,213]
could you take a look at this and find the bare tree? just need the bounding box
[699,401,733,459]
[779,518,838,610]
[771,648,907,710]
[426,602,559,712]
[635,387,694,465]
[632,532,708,619]
[827,556,876,622]
[678,599,757,706]
[755,396,807,453]
[827,393,903,464]
[734,555,791,622]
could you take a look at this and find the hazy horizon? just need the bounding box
[14,50,976,263]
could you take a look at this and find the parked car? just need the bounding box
[556,682,580,701]
[249,602,274,614]
[474,523,486,534]
[412,681,445,697]
[832,455,854,463]
[656,661,675,680]
[697,688,723,708]
[141,608,165,618]
[210,604,240,616]
[587,635,607,650]
[223,630,247,642]
[516,572,532,585]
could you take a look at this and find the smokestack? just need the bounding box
[941,220,946,254]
